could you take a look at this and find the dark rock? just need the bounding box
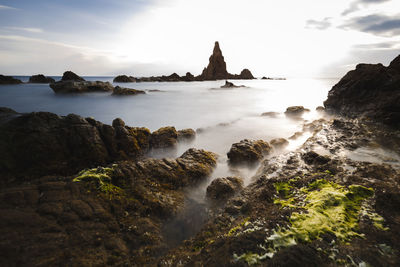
[112,86,145,95]
[177,128,196,142]
[238,69,254,79]
[262,76,271,80]
[261,111,279,118]
[0,110,151,181]
[112,118,125,128]
[302,151,331,165]
[227,139,272,165]
[167,73,180,81]
[206,177,243,202]
[284,106,310,118]
[50,81,114,93]
[199,41,229,80]
[113,75,136,83]
[270,138,289,149]
[150,126,178,149]
[324,54,400,128]
[220,80,245,88]
[182,72,195,81]
[61,71,85,81]
[28,74,55,83]
[0,75,22,85]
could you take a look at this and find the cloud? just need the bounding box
[0,4,16,10]
[353,41,399,49]
[4,27,43,33]
[342,0,390,16]
[305,18,332,30]
[341,14,400,36]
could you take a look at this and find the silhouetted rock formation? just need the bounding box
[113,75,136,83]
[28,74,55,84]
[61,71,85,82]
[0,75,22,85]
[50,81,114,93]
[112,86,145,95]
[324,54,400,128]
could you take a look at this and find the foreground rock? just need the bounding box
[0,148,217,266]
[206,177,244,202]
[112,86,145,95]
[150,126,178,149]
[284,105,310,118]
[324,54,400,128]
[227,139,272,165]
[0,75,22,85]
[28,74,55,83]
[177,128,196,142]
[113,75,136,83]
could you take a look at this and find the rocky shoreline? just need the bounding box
[0,54,399,266]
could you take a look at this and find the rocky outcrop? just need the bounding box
[28,74,55,83]
[182,72,195,82]
[50,81,114,93]
[220,80,245,88]
[112,86,145,95]
[113,75,136,83]
[0,109,151,182]
[284,106,310,118]
[324,54,400,128]
[150,126,178,149]
[61,71,85,82]
[177,128,196,142]
[227,139,272,165]
[0,148,217,266]
[206,177,244,202]
[0,75,22,85]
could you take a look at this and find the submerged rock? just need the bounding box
[324,54,400,128]
[227,139,272,165]
[220,80,245,88]
[112,86,145,95]
[0,75,22,85]
[113,75,136,83]
[206,177,244,202]
[50,81,114,93]
[261,111,279,118]
[28,74,55,83]
[284,106,310,118]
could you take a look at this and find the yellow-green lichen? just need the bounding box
[227,217,250,237]
[73,164,123,199]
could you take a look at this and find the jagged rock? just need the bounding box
[113,75,136,83]
[284,106,310,118]
[112,86,145,95]
[61,71,85,81]
[227,139,272,165]
[0,108,151,181]
[50,81,114,93]
[261,111,279,118]
[206,177,244,202]
[166,73,180,81]
[199,41,229,80]
[182,72,195,81]
[28,74,55,83]
[150,126,178,149]
[0,75,22,85]
[177,128,196,142]
[324,54,400,128]
[270,138,289,149]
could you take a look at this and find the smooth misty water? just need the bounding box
[0,77,336,189]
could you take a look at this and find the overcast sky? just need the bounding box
[0,0,399,77]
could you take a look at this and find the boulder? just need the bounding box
[61,71,85,81]
[324,54,400,128]
[227,139,272,165]
[28,74,55,83]
[206,177,244,201]
[220,80,245,88]
[316,106,325,112]
[270,138,289,149]
[0,75,22,85]
[177,128,196,142]
[50,81,114,93]
[150,126,178,149]
[112,86,145,95]
[0,108,151,181]
[238,69,254,79]
[261,111,279,118]
[113,75,136,83]
[284,106,310,118]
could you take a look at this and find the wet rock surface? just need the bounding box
[0,74,22,85]
[324,54,400,128]
[112,86,145,95]
[28,74,55,83]
[206,177,244,202]
[177,128,196,142]
[285,105,310,118]
[150,126,179,150]
[227,139,273,165]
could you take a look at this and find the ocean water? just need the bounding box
[0,77,336,184]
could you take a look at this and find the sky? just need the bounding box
[0,0,399,78]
